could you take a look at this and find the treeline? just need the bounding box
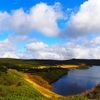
[68,59,100,66]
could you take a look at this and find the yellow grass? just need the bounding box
[24,74,64,98]
[39,65,79,69]
[59,65,79,68]
[38,66,47,69]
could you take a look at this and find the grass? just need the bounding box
[0,69,23,86]
[78,65,90,69]
[26,74,52,89]
[67,95,90,100]
[0,67,66,100]
[0,68,48,100]
[86,84,100,99]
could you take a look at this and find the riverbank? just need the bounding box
[23,67,100,100]
[81,84,100,99]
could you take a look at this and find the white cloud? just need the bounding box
[2,52,19,59]
[0,39,19,58]
[28,2,62,36]
[0,1,99,60]
[0,11,11,30]
[61,0,100,39]
[9,35,37,43]
[20,41,100,59]
[0,39,16,51]
[37,52,62,59]
[26,42,48,51]
[0,2,64,36]
[0,37,98,60]
[89,36,100,46]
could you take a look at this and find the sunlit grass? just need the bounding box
[0,69,47,99]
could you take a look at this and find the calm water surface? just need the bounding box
[51,66,100,96]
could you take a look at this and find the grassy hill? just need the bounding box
[0,64,67,100]
[0,67,48,100]
[0,68,90,100]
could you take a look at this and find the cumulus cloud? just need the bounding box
[61,0,100,39]
[0,35,98,59]
[26,42,48,51]
[0,1,99,60]
[89,36,100,46]
[2,52,19,59]
[9,35,37,43]
[0,12,11,30]
[0,2,64,36]
[0,39,19,58]
[19,41,100,59]
[0,39,99,59]
[0,39,16,51]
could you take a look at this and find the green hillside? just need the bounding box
[0,66,47,100]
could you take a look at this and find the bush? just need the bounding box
[0,64,8,74]
[68,95,90,100]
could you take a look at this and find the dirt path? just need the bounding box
[24,74,64,98]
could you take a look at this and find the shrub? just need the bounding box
[0,64,8,74]
[68,95,90,100]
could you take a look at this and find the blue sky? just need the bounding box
[0,0,86,10]
[0,0,100,59]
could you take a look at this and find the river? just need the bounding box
[51,66,100,96]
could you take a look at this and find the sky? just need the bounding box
[0,0,100,59]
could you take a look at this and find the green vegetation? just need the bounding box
[0,58,82,69]
[67,95,90,100]
[0,67,48,100]
[0,58,58,69]
[78,65,90,69]
[28,68,69,83]
[0,64,66,100]
[0,64,8,74]
[86,84,100,99]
